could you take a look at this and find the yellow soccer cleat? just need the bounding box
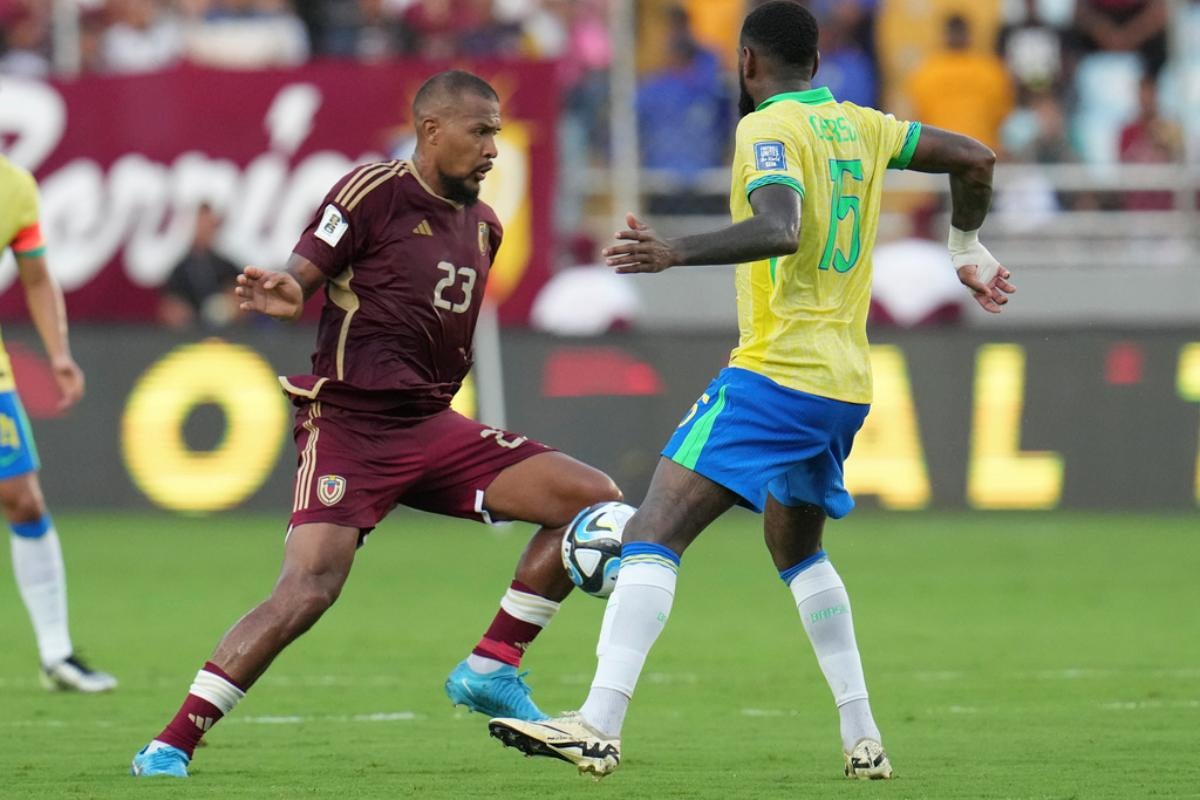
[489,712,620,778]
[844,737,894,780]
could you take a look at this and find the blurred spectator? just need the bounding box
[531,234,641,335]
[320,0,405,61]
[352,0,404,61]
[870,208,967,328]
[516,0,612,231]
[78,7,109,74]
[635,5,730,188]
[521,0,611,157]
[459,0,521,56]
[1073,0,1167,77]
[0,3,50,77]
[102,0,184,74]
[158,204,244,330]
[401,0,480,59]
[1119,75,1183,209]
[998,0,1069,97]
[184,0,310,69]
[813,0,877,108]
[996,91,1079,228]
[808,0,880,78]
[1004,89,1078,164]
[905,14,1014,151]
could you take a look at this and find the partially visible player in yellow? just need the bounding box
[490,1,1014,781]
[1,155,116,693]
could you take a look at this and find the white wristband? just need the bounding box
[947,226,980,255]
[947,225,1001,284]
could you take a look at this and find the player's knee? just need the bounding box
[544,470,620,529]
[621,496,689,550]
[278,579,341,630]
[1,490,45,526]
[576,470,622,506]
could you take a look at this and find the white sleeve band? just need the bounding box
[499,587,561,627]
[190,669,245,714]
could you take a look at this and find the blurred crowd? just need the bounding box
[637,0,1191,192]
[0,0,610,73]
[0,0,1190,176]
[1,0,1194,332]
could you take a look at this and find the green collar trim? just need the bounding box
[756,87,835,111]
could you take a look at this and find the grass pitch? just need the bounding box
[1,510,1197,799]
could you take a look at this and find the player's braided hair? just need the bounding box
[413,70,498,118]
[740,1,819,73]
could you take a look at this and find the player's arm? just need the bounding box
[15,251,84,410]
[906,125,1016,313]
[245,166,387,319]
[603,185,801,274]
[235,254,325,322]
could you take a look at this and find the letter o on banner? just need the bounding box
[122,339,288,512]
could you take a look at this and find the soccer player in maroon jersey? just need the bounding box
[131,70,622,778]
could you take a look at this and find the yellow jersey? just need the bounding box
[728,87,920,404]
[0,156,47,392]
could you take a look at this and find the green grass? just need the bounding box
[1,511,1197,799]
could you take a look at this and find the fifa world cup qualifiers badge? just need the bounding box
[315,204,349,247]
[478,222,489,256]
[754,141,787,171]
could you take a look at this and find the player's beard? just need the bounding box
[439,171,480,206]
[738,74,756,118]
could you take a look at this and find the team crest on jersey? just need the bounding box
[315,204,349,247]
[754,141,787,171]
[478,222,489,256]
[317,475,346,506]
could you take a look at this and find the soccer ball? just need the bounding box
[561,501,636,598]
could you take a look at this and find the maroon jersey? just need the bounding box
[287,160,502,416]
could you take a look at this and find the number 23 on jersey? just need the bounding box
[433,261,476,314]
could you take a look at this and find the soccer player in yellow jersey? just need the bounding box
[490,1,1015,780]
[0,155,116,692]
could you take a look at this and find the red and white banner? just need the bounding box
[0,61,559,323]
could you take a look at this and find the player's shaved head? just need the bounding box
[410,70,501,206]
[412,70,499,124]
[740,1,819,76]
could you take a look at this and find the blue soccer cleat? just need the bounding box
[130,742,190,777]
[445,660,549,721]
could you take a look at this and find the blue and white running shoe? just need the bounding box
[131,742,189,777]
[445,660,548,721]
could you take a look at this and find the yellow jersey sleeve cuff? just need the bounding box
[887,122,922,170]
[746,175,805,199]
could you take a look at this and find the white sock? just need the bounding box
[466,654,505,673]
[11,518,73,666]
[580,546,680,737]
[786,554,882,751]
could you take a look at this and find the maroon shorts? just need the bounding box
[288,401,553,533]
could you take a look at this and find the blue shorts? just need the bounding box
[0,391,40,480]
[662,367,868,518]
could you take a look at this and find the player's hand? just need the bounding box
[956,261,1015,314]
[236,265,304,321]
[50,355,84,411]
[949,233,1015,314]
[602,213,681,274]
